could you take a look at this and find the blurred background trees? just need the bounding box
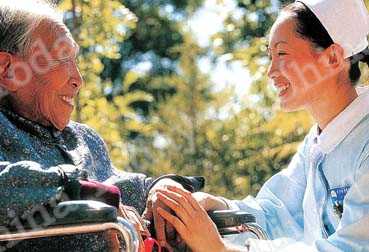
[58,0,367,199]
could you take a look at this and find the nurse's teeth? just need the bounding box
[276,84,289,93]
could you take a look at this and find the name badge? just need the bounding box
[329,186,350,218]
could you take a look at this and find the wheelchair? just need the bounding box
[0,200,140,252]
[0,201,267,252]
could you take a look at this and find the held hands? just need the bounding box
[143,179,230,252]
[143,179,184,252]
[155,186,226,252]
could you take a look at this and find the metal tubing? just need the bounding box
[116,217,140,252]
[0,220,139,252]
[242,223,269,240]
[218,223,269,240]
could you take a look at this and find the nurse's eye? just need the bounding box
[278,52,288,56]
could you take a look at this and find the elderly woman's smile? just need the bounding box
[60,95,74,106]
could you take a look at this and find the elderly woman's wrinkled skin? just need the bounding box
[0,19,186,251]
[0,21,82,130]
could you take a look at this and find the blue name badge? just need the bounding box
[329,186,350,217]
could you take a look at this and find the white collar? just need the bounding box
[315,86,369,154]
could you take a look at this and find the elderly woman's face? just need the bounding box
[11,22,82,130]
[267,13,337,112]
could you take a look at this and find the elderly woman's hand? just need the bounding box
[191,191,229,211]
[156,186,227,252]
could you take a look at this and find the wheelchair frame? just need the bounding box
[0,202,140,252]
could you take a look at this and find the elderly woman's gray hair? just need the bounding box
[0,0,63,98]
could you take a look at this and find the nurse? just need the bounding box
[153,0,369,251]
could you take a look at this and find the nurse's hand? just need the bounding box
[156,186,226,252]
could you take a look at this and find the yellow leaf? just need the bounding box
[123,71,140,92]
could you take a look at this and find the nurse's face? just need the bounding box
[267,13,341,112]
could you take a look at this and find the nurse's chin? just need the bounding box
[279,100,304,113]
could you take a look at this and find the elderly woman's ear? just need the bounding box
[0,52,18,92]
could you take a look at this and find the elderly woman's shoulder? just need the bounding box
[67,120,107,147]
[0,109,13,125]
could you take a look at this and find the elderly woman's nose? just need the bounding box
[69,65,83,89]
[70,80,81,89]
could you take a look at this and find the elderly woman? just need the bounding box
[0,1,203,251]
[155,0,369,251]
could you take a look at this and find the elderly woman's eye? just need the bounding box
[278,52,288,56]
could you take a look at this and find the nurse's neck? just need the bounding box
[308,81,358,132]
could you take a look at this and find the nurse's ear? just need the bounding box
[319,43,346,70]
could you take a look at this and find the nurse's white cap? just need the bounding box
[297,0,369,58]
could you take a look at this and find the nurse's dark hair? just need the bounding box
[282,1,369,85]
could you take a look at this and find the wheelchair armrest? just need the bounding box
[50,200,117,226]
[208,210,269,240]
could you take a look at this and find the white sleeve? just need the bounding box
[226,138,309,241]
[245,147,369,252]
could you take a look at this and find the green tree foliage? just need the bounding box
[100,0,205,118]
[57,0,368,199]
[130,0,313,198]
[59,0,153,168]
